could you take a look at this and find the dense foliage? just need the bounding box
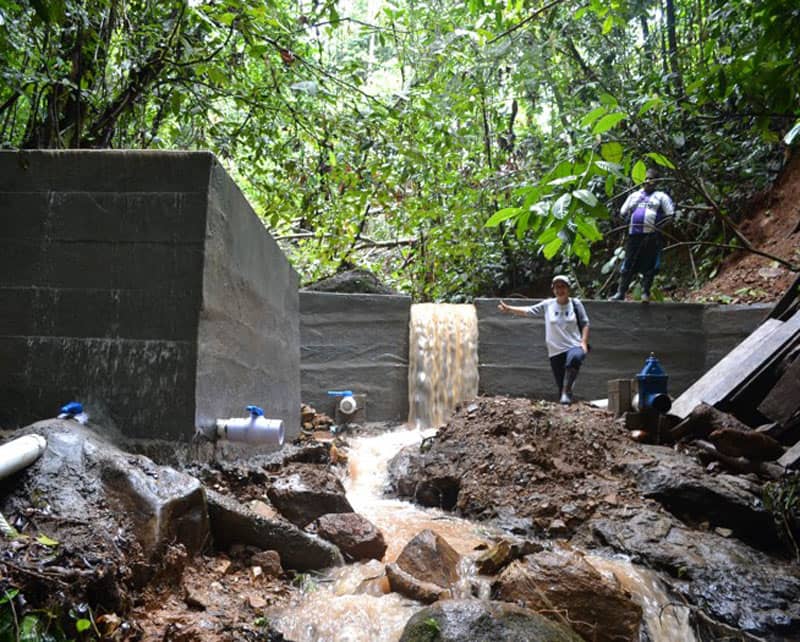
[1,0,798,300]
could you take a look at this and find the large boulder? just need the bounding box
[492,546,642,642]
[205,489,343,571]
[399,599,583,642]
[266,462,353,527]
[386,443,463,510]
[0,420,209,610]
[386,529,461,603]
[313,512,387,561]
[625,445,780,551]
[302,268,395,294]
[1,420,208,558]
[582,506,800,638]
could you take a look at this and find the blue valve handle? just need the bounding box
[246,405,264,417]
[60,401,83,416]
[327,390,353,397]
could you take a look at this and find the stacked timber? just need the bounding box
[670,275,800,472]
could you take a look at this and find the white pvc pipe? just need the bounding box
[0,434,47,481]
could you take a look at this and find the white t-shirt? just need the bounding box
[526,298,589,357]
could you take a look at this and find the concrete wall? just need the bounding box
[0,150,299,441]
[299,292,411,422]
[476,298,771,402]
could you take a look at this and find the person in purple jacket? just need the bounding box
[610,168,674,302]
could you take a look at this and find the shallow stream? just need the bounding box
[270,426,694,642]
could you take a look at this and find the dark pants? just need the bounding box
[549,347,586,394]
[620,233,662,295]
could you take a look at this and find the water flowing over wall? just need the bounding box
[407,304,479,429]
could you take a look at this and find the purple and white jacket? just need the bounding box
[620,189,674,235]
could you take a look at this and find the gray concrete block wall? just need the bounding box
[299,292,411,422]
[1,150,299,442]
[476,298,711,402]
[195,161,300,438]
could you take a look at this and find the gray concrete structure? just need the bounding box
[300,292,411,422]
[0,150,299,441]
[476,298,771,402]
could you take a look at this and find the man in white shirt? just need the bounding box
[610,168,675,303]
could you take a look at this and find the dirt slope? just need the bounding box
[688,153,800,304]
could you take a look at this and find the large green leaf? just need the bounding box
[485,207,521,227]
[592,112,626,134]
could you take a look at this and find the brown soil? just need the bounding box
[408,396,650,537]
[685,153,800,304]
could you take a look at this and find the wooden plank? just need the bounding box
[778,440,800,469]
[671,318,787,419]
[769,274,800,321]
[758,353,800,424]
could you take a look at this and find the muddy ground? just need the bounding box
[0,398,667,641]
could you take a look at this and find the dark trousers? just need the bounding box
[549,347,586,394]
[620,233,662,295]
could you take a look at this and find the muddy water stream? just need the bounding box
[270,427,694,642]
[272,303,694,641]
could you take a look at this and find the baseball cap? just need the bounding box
[551,274,571,287]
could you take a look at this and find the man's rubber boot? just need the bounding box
[609,273,632,301]
[560,367,579,405]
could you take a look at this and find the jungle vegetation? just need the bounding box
[1,0,798,300]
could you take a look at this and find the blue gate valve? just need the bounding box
[636,353,671,413]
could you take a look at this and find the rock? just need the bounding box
[582,506,800,638]
[492,546,642,642]
[386,443,462,510]
[624,446,780,552]
[708,428,784,461]
[302,268,395,294]
[671,403,751,441]
[205,489,343,571]
[386,529,460,602]
[266,463,353,527]
[475,538,543,575]
[250,550,283,577]
[313,512,387,561]
[399,599,583,642]
[385,563,451,604]
[2,420,208,559]
[248,499,279,520]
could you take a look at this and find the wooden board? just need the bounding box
[758,353,800,424]
[670,317,790,419]
[778,440,800,469]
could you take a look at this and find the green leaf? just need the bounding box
[76,619,91,633]
[548,175,578,187]
[551,193,572,219]
[631,160,647,184]
[543,237,563,259]
[485,207,521,227]
[580,106,606,128]
[572,189,598,207]
[537,225,559,245]
[602,15,613,34]
[645,152,676,169]
[600,142,623,163]
[637,97,663,116]
[592,112,626,134]
[573,234,591,265]
[576,217,603,241]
